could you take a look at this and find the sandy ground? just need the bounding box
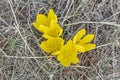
[0,0,120,80]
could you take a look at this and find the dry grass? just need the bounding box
[0,0,120,80]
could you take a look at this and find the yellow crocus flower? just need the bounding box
[32,9,62,38]
[73,29,96,52]
[57,40,79,66]
[42,20,63,39]
[40,37,64,55]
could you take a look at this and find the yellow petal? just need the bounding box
[84,44,96,51]
[52,51,60,56]
[49,20,63,36]
[38,25,49,33]
[57,51,63,61]
[43,20,63,38]
[40,41,52,53]
[32,22,49,33]
[73,29,86,44]
[36,14,49,26]
[59,28,63,36]
[42,34,52,39]
[40,37,64,53]
[48,9,58,23]
[72,58,79,64]
[79,34,94,44]
[60,59,71,67]
[75,44,85,52]
[32,22,39,30]
[57,40,79,67]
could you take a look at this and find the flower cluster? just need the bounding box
[32,9,96,67]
